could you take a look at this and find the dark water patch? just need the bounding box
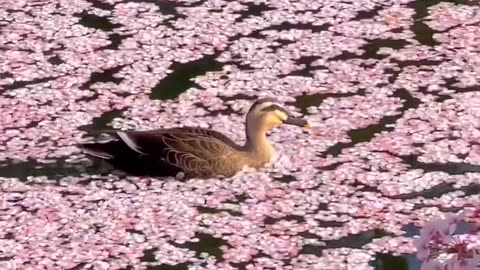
[329,51,365,61]
[17,204,39,214]
[435,78,480,102]
[224,193,248,204]
[79,149,184,179]
[416,86,451,103]
[0,158,110,181]
[290,89,365,115]
[353,5,385,20]
[121,0,211,27]
[274,175,297,183]
[301,229,392,256]
[387,151,480,175]
[299,231,323,239]
[264,215,305,225]
[411,21,439,46]
[408,0,469,46]
[4,232,15,240]
[331,39,409,61]
[230,252,271,270]
[371,253,410,270]
[47,55,64,65]
[219,93,255,102]
[353,181,382,193]
[435,205,465,212]
[235,193,248,203]
[44,44,66,56]
[199,205,242,215]
[197,206,242,216]
[395,181,480,201]
[1,76,58,91]
[402,223,420,237]
[311,203,330,211]
[150,54,223,100]
[281,69,312,78]
[327,228,393,249]
[270,39,297,49]
[439,20,480,33]
[2,121,39,131]
[463,183,480,196]
[83,0,115,10]
[299,244,325,256]
[456,220,479,234]
[7,197,23,203]
[280,56,320,77]
[412,142,425,148]
[400,183,456,200]
[171,232,229,260]
[78,13,121,31]
[120,0,185,17]
[0,256,13,262]
[266,22,331,33]
[323,88,420,157]
[203,108,238,117]
[60,190,85,196]
[100,33,132,51]
[78,109,124,135]
[0,72,12,79]
[402,220,477,241]
[318,220,346,227]
[408,0,439,46]
[445,78,480,93]
[225,61,255,71]
[363,39,410,59]
[391,59,443,68]
[390,182,455,200]
[0,159,68,180]
[390,27,405,34]
[318,162,344,171]
[140,248,158,263]
[411,0,470,19]
[154,1,179,17]
[236,2,275,20]
[392,182,480,201]
[393,86,422,110]
[126,229,144,235]
[297,55,321,69]
[179,0,209,7]
[385,68,400,84]
[68,263,88,270]
[436,95,452,103]
[80,65,125,90]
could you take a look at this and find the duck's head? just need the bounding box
[246,97,310,131]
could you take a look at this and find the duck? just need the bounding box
[79,97,310,179]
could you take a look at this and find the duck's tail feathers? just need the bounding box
[78,143,116,160]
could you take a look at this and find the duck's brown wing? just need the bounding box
[115,127,243,175]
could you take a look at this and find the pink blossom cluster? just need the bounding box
[414,199,480,270]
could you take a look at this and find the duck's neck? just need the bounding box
[244,121,274,162]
